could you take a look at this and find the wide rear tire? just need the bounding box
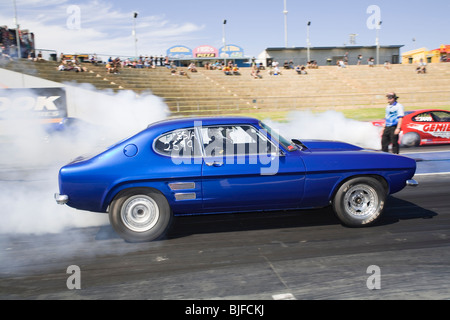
[109,188,172,242]
[401,132,420,147]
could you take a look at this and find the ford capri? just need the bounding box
[55,116,418,242]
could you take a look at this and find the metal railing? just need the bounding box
[165,90,450,115]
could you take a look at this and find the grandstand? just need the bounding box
[2,59,450,116]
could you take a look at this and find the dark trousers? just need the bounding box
[381,126,400,154]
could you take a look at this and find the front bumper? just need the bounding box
[406,179,419,187]
[54,193,69,205]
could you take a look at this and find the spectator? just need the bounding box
[123,58,133,68]
[32,51,44,62]
[57,62,67,71]
[384,61,392,70]
[344,52,349,65]
[251,65,262,79]
[164,56,170,68]
[357,54,363,65]
[144,57,150,68]
[136,57,143,69]
[271,65,281,75]
[416,58,427,74]
[27,50,36,61]
[106,62,113,73]
[232,64,241,75]
[338,60,347,68]
[381,92,404,154]
[73,62,87,72]
[106,57,121,74]
[295,65,307,75]
[223,65,232,75]
[60,59,74,71]
[368,57,375,67]
[188,63,198,72]
[179,69,187,76]
[89,54,99,65]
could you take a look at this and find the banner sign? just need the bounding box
[194,45,218,58]
[220,44,244,58]
[0,87,67,119]
[167,45,193,59]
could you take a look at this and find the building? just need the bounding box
[258,45,403,67]
[402,45,450,64]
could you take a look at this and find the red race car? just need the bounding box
[372,109,450,147]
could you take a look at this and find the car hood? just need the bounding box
[295,139,364,152]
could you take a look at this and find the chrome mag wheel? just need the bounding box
[120,195,160,233]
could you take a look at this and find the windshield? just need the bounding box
[260,121,298,152]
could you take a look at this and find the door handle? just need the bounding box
[205,161,223,167]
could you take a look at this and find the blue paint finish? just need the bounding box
[402,151,450,174]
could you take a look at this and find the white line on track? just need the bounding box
[415,172,450,176]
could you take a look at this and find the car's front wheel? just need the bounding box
[109,188,172,242]
[332,177,386,227]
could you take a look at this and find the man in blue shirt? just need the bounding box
[382,92,405,154]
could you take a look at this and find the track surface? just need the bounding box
[1,147,450,300]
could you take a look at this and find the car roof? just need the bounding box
[408,109,450,114]
[147,116,260,132]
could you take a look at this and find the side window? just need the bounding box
[431,111,450,122]
[154,128,201,157]
[412,112,433,122]
[201,125,277,157]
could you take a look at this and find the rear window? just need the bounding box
[154,128,201,157]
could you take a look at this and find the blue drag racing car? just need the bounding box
[55,116,418,242]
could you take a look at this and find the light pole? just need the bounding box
[283,0,288,47]
[133,12,138,58]
[222,19,227,66]
[376,20,382,65]
[307,21,311,63]
[12,0,21,58]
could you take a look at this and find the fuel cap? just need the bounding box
[123,144,138,157]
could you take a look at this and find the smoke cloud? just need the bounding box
[0,84,169,235]
[265,110,381,150]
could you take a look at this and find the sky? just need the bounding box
[0,0,449,59]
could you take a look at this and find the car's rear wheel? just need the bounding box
[332,177,386,227]
[109,188,172,242]
[401,132,420,147]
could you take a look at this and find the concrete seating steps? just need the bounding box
[2,59,450,115]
